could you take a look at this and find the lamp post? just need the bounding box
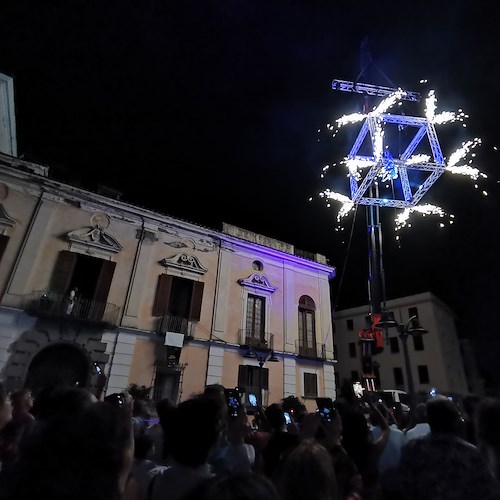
[243,345,279,406]
[379,313,428,410]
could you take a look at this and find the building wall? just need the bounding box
[334,292,469,396]
[0,154,337,406]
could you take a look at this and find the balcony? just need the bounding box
[295,341,326,360]
[25,290,120,328]
[157,314,195,338]
[239,329,274,351]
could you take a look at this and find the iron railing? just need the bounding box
[25,290,120,328]
[239,329,274,351]
[157,314,195,337]
[295,340,326,360]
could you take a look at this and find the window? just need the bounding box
[246,294,265,341]
[50,250,116,321]
[238,365,269,390]
[413,334,424,351]
[351,370,360,382]
[298,296,317,357]
[418,365,430,384]
[408,307,419,319]
[347,319,354,331]
[304,372,318,398]
[390,337,400,353]
[252,260,263,271]
[349,342,357,358]
[393,367,404,387]
[0,234,9,264]
[153,274,204,330]
[153,371,180,403]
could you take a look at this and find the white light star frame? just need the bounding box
[347,113,445,208]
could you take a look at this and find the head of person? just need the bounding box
[134,433,155,460]
[476,397,500,446]
[10,388,33,414]
[185,472,280,500]
[166,395,222,468]
[32,386,96,421]
[277,439,338,500]
[4,401,133,500]
[156,397,176,429]
[426,396,464,436]
[412,403,428,425]
[265,403,286,433]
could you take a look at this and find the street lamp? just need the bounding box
[243,345,279,406]
[380,314,428,409]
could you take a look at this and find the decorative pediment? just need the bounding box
[238,273,278,293]
[159,253,208,276]
[67,226,122,254]
[0,204,16,232]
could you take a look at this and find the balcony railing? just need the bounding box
[25,290,120,328]
[157,314,195,337]
[295,341,326,360]
[239,329,274,351]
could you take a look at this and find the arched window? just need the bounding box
[298,296,317,357]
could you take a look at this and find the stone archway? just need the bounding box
[25,343,89,395]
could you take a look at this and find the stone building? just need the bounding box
[0,153,336,410]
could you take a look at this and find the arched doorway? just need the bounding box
[25,343,89,395]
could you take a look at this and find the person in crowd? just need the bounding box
[146,397,175,465]
[0,401,134,500]
[184,472,280,500]
[32,386,96,421]
[476,396,500,481]
[128,433,157,500]
[405,403,430,441]
[132,398,151,438]
[0,384,11,431]
[261,403,299,479]
[221,409,255,475]
[339,395,389,500]
[0,388,35,473]
[313,407,363,500]
[276,438,338,500]
[382,395,500,500]
[147,395,223,500]
[370,402,407,473]
[462,393,481,445]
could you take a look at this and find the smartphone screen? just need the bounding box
[353,381,363,399]
[315,397,335,424]
[284,411,292,425]
[225,389,242,418]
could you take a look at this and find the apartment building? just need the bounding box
[334,292,469,396]
[0,153,336,411]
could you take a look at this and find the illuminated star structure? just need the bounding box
[320,88,484,230]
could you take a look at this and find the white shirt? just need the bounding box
[406,422,431,441]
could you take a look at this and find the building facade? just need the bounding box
[334,292,469,396]
[0,153,336,410]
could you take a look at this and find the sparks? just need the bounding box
[395,204,448,231]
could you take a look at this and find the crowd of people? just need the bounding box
[1,381,500,500]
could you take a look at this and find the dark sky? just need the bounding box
[2,1,500,385]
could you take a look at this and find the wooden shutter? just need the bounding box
[49,251,77,293]
[188,281,204,321]
[238,365,249,387]
[304,373,318,398]
[153,274,172,316]
[93,260,116,303]
[0,234,9,264]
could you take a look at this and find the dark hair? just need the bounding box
[426,396,463,435]
[32,386,95,421]
[10,388,31,407]
[185,472,280,500]
[166,396,221,467]
[134,433,154,460]
[265,403,285,433]
[278,439,338,500]
[2,402,132,500]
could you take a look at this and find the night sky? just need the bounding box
[2,1,499,387]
